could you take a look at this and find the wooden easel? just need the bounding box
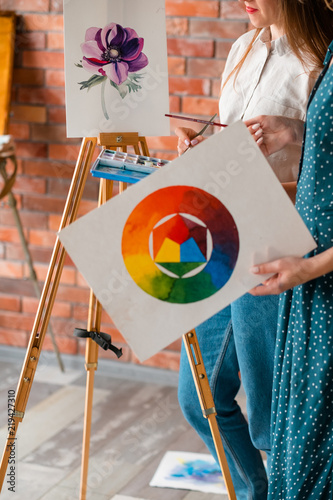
[0,133,236,500]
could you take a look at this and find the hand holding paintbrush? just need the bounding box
[167,113,224,156]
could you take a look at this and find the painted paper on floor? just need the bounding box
[149,451,227,494]
[59,121,316,361]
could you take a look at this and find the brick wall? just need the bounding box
[0,0,250,371]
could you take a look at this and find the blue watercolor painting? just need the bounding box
[149,451,227,494]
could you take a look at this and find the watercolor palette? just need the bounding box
[90,149,169,183]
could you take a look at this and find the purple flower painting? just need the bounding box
[76,22,149,119]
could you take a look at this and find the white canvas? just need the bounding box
[59,121,316,361]
[63,0,170,138]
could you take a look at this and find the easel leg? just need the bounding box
[79,178,113,500]
[0,137,97,492]
[80,291,102,500]
[183,329,236,500]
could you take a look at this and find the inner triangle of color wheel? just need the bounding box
[153,214,208,278]
[122,186,239,304]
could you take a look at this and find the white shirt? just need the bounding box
[219,28,318,182]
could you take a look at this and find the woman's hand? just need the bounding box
[249,257,315,295]
[175,126,204,156]
[244,115,305,157]
[249,248,333,296]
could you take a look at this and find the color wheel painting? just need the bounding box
[122,186,239,303]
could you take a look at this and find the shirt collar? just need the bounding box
[256,27,290,57]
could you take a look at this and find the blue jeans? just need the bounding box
[178,293,278,500]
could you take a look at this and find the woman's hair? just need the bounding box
[223,0,333,90]
[280,0,333,68]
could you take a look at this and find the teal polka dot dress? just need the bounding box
[269,41,333,499]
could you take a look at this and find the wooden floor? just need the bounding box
[0,346,246,500]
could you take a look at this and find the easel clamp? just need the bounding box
[74,328,123,358]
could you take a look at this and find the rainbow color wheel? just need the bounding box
[122,186,239,303]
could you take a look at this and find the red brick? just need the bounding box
[0,327,28,347]
[45,70,65,87]
[23,195,66,214]
[167,38,214,57]
[0,209,48,229]
[28,229,57,247]
[12,176,46,195]
[23,160,74,179]
[49,144,81,162]
[23,51,64,69]
[166,18,188,36]
[47,32,64,50]
[168,57,186,76]
[77,199,99,217]
[48,106,66,124]
[0,277,35,297]
[31,124,67,142]
[72,304,89,322]
[42,334,78,355]
[190,19,247,39]
[221,1,248,19]
[56,285,90,304]
[166,0,219,18]
[17,87,65,106]
[169,95,180,113]
[6,243,53,264]
[0,227,27,244]
[182,96,218,116]
[169,76,210,96]
[13,68,45,86]
[15,142,47,159]
[0,295,21,312]
[1,0,49,11]
[0,311,34,331]
[187,58,225,78]
[0,261,24,279]
[8,122,30,140]
[216,40,234,59]
[48,214,62,231]
[16,32,46,50]
[82,179,100,200]
[48,177,98,200]
[212,78,222,97]
[23,14,64,32]
[11,105,47,123]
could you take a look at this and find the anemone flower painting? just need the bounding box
[64,0,169,138]
[76,22,149,119]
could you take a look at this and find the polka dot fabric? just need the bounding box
[269,41,333,499]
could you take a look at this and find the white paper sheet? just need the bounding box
[59,121,316,361]
[64,0,170,138]
[150,451,227,494]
